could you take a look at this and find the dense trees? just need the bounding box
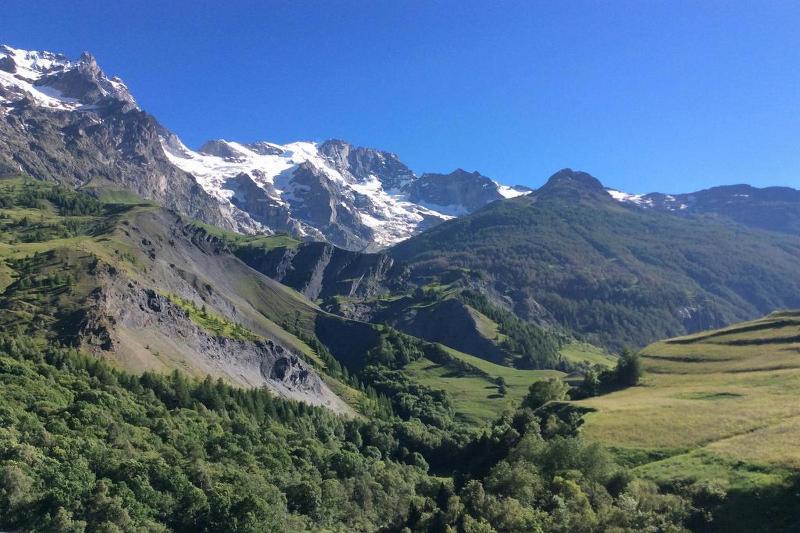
[458,289,564,369]
[391,190,800,350]
[0,178,707,530]
[0,335,699,532]
[576,350,643,399]
[522,378,570,410]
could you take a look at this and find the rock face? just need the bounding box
[406,169,505,215]
[163,137,451,250]
[318,138,416,191]
[163,135,530,250]
[0,44,532,250]
[0,45,235,230]
[86,278,344,410]
[67,207,354,414]
[234,241,394,300]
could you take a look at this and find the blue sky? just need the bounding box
[3,1,800,192]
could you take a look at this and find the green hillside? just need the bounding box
[574,311,800,531]
[0,176,581,430]
[391,170,800,350]
[0,179,699,532]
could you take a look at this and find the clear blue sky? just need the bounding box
[3,1,800,192]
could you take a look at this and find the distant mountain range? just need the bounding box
[607,183,800,236]
[3,44,800,351]
[0,45,527,250]
[391,169,800,348]
[4,44,799,252]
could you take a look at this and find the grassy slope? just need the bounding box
[404,340,612,425]
[560,341,617,368]
[0,177,364,404]
[1,176,581,428]
[573,311,800,530]
[405,344,564,425]
[391,180,800,351]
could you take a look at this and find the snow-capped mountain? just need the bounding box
[0,44,530,250]
[606,184,800,236]
[0,45,136,111]
[163,136,528,250]
[0,45,234,230]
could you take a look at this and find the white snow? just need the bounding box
[0,45,135,111]
[606,189,654,207]
[607,188,695,212]
[0,46,78,110]
[0,46,529,248]
[162,137,461,247]
[496,184,530,199]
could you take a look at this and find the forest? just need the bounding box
[0,335,717,532]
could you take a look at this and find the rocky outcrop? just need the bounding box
[234,240,394,300]
[318,139,415,191]
[81,267,349,412]
[406,169,505,214]
[0,46,237,230]
[225,172,309,237]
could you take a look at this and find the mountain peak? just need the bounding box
[544,168,605,190]
[0,44,136,110]
[536,169,610,203]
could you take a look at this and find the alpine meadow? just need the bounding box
[1,2,800,532]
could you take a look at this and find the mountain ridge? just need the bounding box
[391,169,800,349]
[0,44,531,251]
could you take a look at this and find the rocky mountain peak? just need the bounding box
[198,140,246,161]
[0,44,136,110]
[318,138,415,189]
[406,168,505,215]
[537,168,610,203]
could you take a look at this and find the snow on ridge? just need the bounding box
[0,45,72,80]
[497,184,530,199]
[0,68,81,111]
[0,44,136,111]
[606,188,654,207]
[162,137,459,247]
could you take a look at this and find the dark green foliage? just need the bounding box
[458,289,565,369]
[366,327,426,368]
[574,349,643,399]
[0,179,107,243]
[392,187,800,350]
[0,336,701,532]
[615,349,643,387]
[0,336,435,531]
[361,365,454,429]
[522,378,569,410]
[0,176,711,530]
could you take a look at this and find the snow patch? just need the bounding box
[606,189,653,207]
[497,184,529,199]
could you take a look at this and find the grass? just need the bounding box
[466,305,507,343]
[189,219,301,251]
[571,311,800,530]
[560,341,617,368]
[162,293,260,341]
[79,177,158,206]
[404,344,564,425]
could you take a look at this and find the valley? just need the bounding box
[1,38,800,532]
